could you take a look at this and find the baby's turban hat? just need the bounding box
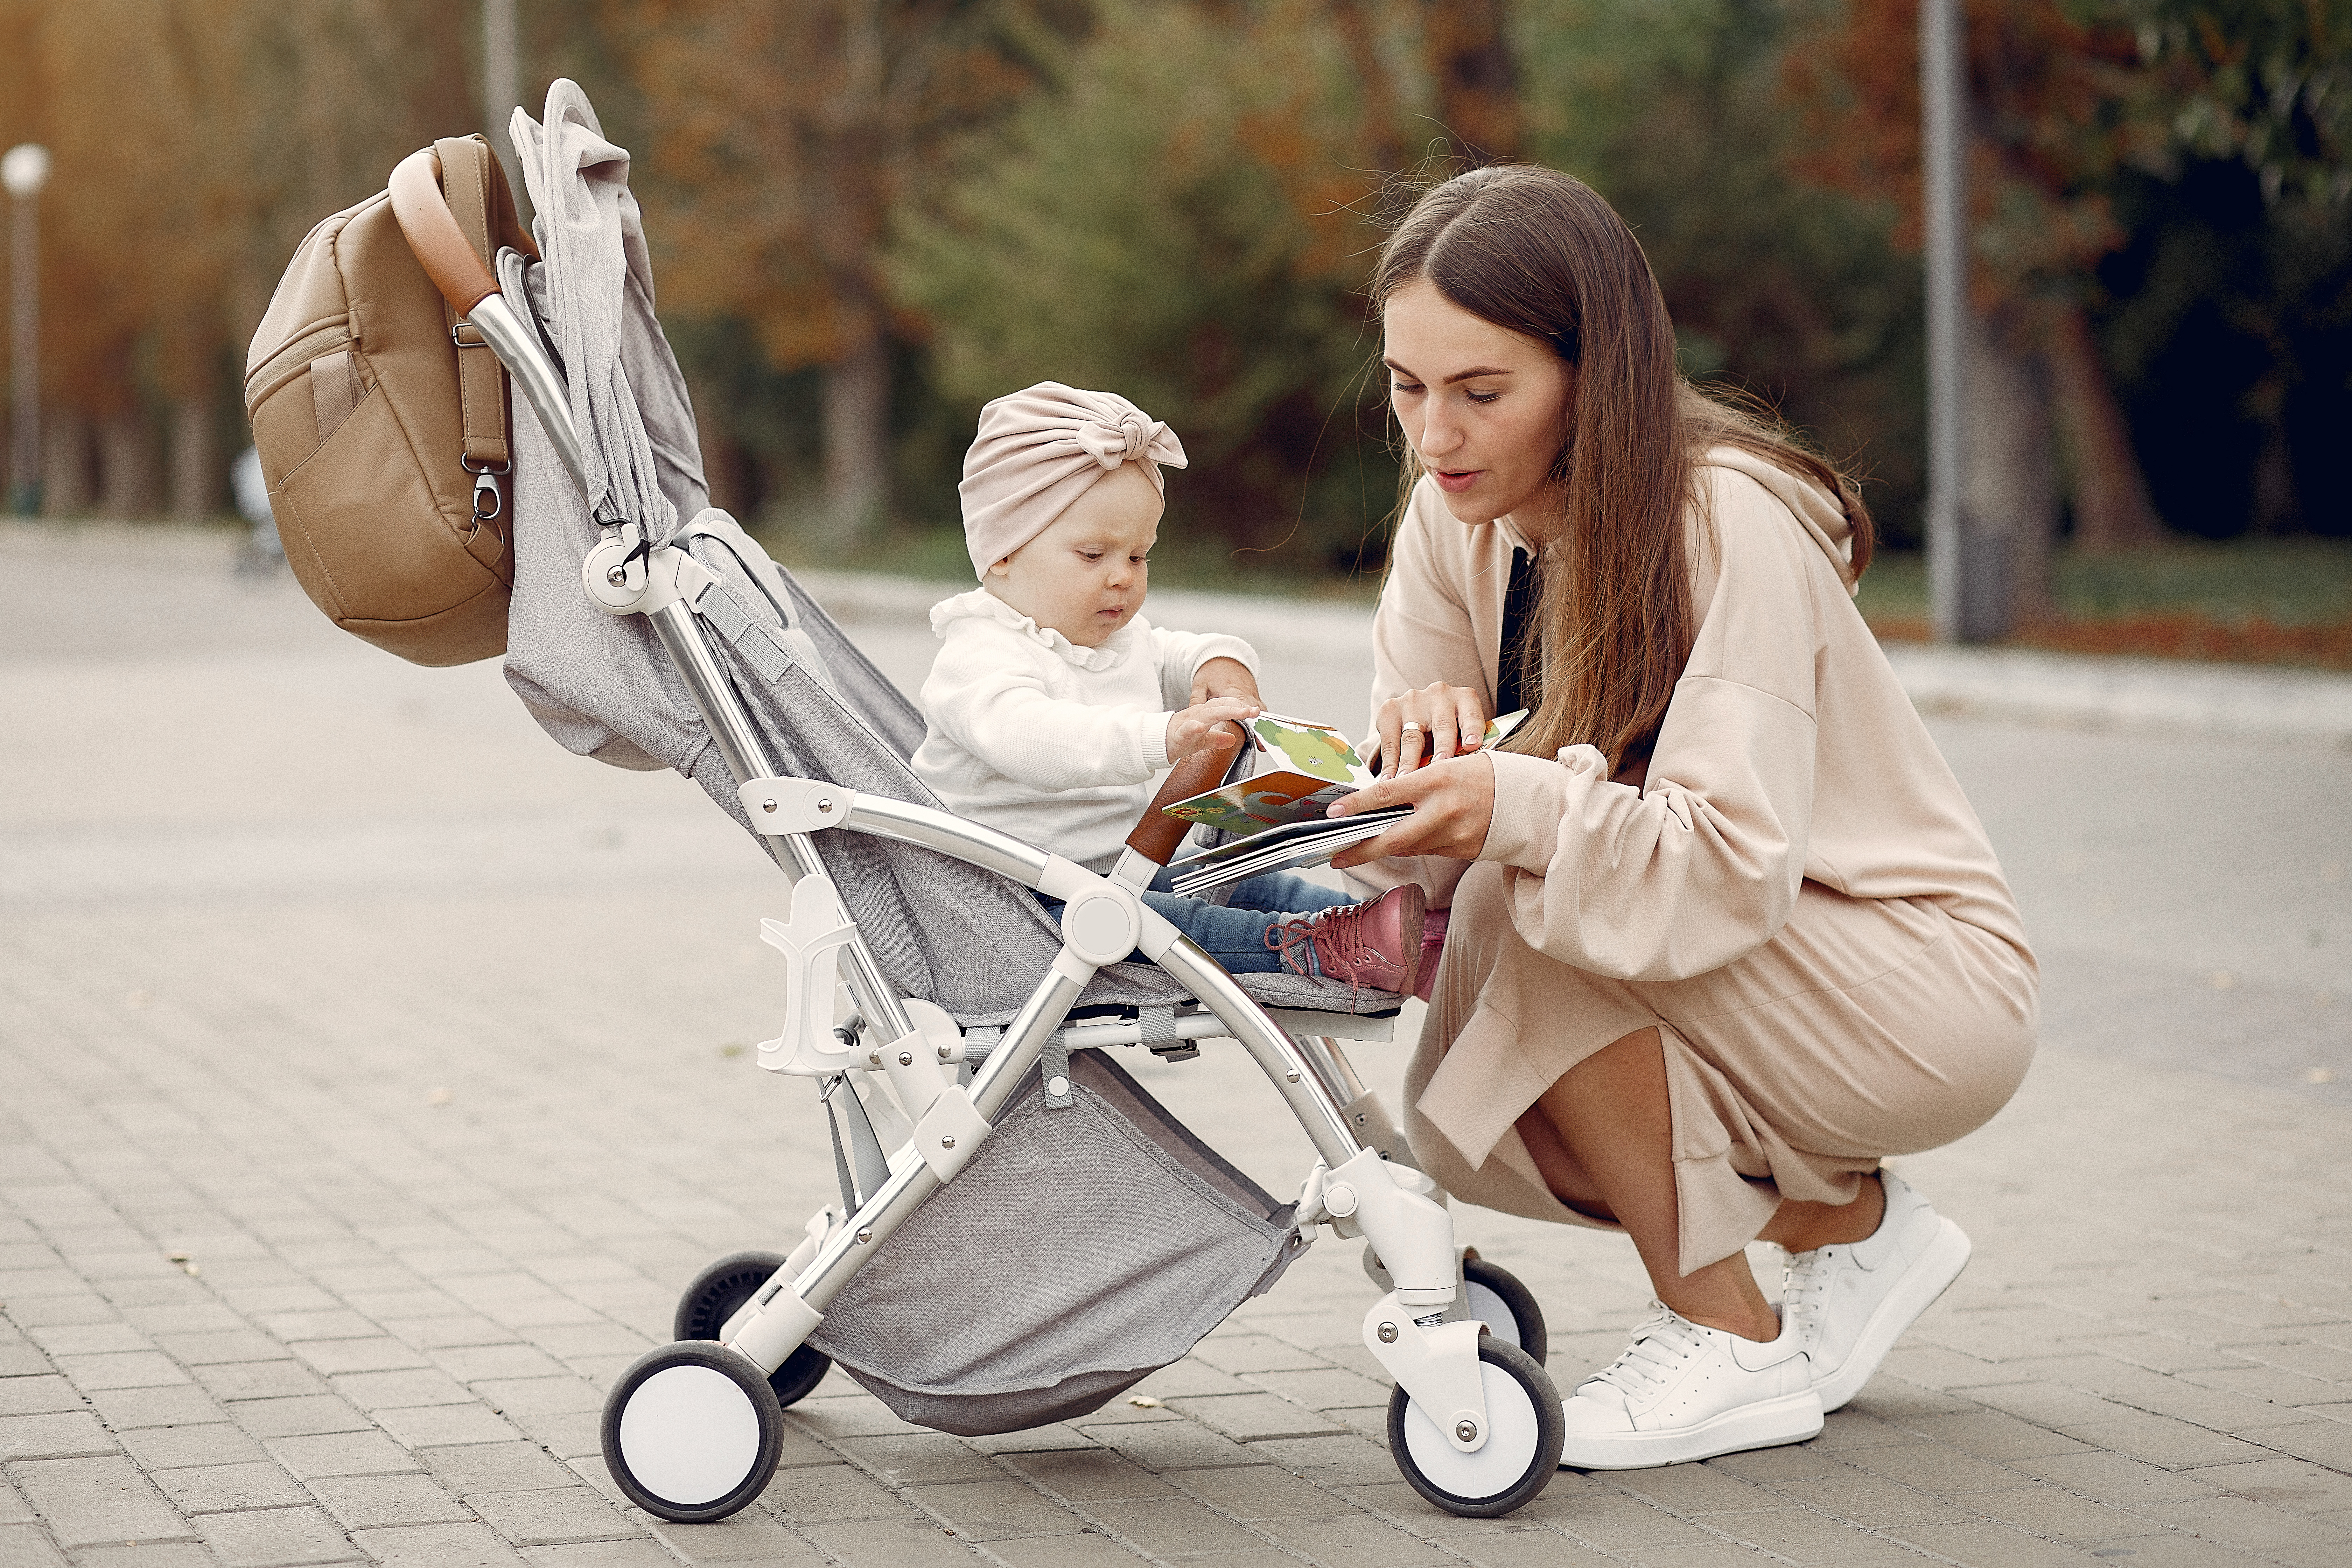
[959,382,1187,581]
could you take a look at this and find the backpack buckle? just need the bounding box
[463,454,511,523]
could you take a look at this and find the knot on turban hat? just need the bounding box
[960,382,1187,581]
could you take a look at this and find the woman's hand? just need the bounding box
[1166,696,1260,761]
[1364,681,1490,777]
[1328,751,1496,868]
[1190,657,1262,710]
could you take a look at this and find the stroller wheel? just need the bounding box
[602,1340,784,1522]
[675,1250,833,1408]
[1462,1258,1549,1364]
[1386,1338,1563,1518]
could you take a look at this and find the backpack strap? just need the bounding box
[433,135,514,533]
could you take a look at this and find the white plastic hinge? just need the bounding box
[877,1001,960,1122]
[726,1279,823,1377]
[912,1085,990,1184]
[1364,1292,1490,1454]
[738,776,854,835]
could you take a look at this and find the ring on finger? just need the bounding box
[1401,721,1422,734]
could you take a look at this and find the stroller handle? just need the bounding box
[1126,719,1249,866]
[388,149,500,316]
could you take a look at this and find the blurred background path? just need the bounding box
[2,522,2350,1568]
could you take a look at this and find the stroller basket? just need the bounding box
[813,1051,1304,1435]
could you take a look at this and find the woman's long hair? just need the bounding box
[1372,166,1874,771]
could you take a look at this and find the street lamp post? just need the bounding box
[4,143,49,518]
[1921,0,2007,641]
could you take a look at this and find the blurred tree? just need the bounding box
[1516,0,1929,545]
[614,0,1059,541]
[1785,0,2182,553]
[0,0,471,519]
[1422,0,1519,162]
[890,0,1401,568]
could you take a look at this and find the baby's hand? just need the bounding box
[1166,697,1260,762]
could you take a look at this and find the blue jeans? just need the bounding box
[1139,870,1355,975]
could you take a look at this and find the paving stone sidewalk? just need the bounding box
[2,525,2348,1568]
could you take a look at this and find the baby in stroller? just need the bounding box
[913,381,1427,994]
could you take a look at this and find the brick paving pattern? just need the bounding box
[2,524,2347,1567]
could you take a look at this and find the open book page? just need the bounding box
[1158,715,1374,836]
[1160,709,1528,897]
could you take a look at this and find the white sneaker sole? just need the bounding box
[1558,1388,1825,1471]
[1813,1216,1972,1414]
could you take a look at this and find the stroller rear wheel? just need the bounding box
[602,1340,784,1522]
[1462,1258,1548,1364]
[675,1250,832,1408]
[1386,1337,1563,1518]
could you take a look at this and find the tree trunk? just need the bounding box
[1965,309,2056,625]
[823,330,890,544]
[1419,0,1519,163]
[98,409,157,520]
[42,408,91,516]
[2044,301,2162,552]
[170,394,214,520]
[1332,0,1403,173]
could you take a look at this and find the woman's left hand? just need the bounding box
[1328,752,1496,868]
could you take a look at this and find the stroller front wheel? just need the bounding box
[1386,1337,1563,1518]
[1462,1258,1548,1364]
[602,1341,784,1522]
[676,1249,833,1408]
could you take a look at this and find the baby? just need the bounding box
[912,382,1425,994]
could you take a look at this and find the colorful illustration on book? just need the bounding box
[1248,716,1366,785]
[1162,713,1373,835]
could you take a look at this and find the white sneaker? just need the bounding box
[1783,1170,1972,1414]
[1557,1304,1824,1470]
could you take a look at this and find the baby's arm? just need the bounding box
[930,660,1173,790]
[1150,626,1262,711]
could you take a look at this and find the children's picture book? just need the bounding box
[1160,709,1529,897]
[1159,714,1377,836]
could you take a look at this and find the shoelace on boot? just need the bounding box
[1582,1304,1709,1401]
[1266,903,1381,994]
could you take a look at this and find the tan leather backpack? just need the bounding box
[243,135,537,666]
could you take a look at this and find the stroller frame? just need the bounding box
[390,152,1564,1521]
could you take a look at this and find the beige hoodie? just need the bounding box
[1353,449,2031,984]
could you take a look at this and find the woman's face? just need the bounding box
[1383,279,1575,536]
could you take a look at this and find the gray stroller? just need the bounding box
[391,83,1565,1524]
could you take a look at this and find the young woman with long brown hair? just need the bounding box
[1328,167,2037,1470]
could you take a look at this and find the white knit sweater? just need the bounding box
[913,590,1260,871]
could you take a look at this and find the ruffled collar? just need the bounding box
[929,588,1138,673]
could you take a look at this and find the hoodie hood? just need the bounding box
[1699,446,1858,594]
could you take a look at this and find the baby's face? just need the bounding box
[986,462,1163,647]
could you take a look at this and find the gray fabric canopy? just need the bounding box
[494,81,1390,1025]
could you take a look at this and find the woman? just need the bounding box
[1328,167,2036,1471]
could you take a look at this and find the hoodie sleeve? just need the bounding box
[1148,625,1260,711]
[923,624,1172,789]
[1475,468,1826,981]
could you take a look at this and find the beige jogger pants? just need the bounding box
[1405,865,2038,1275]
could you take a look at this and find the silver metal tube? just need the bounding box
[646,600,912,1045]
[1290,1032,1359,1108]
[1155,937,1362,1168]
[842,795,1051,887]
[469,293,584,496]
[1318,1037,1372,1103]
